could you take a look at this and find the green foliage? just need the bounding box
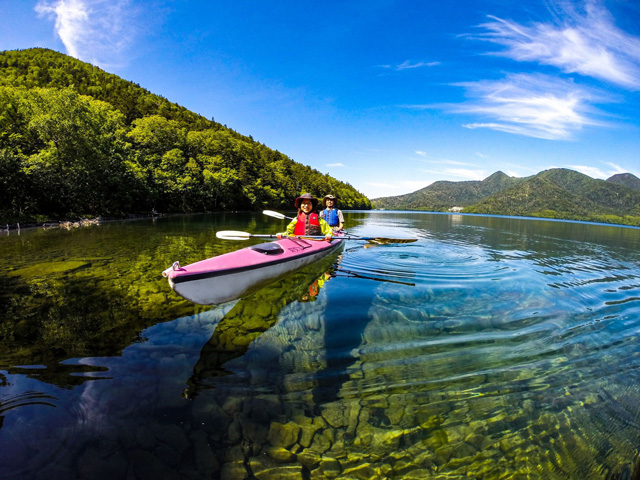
[0,48,371,222]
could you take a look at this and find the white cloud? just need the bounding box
[379,60,440,71]
[413,152,477,167]
[477,2,640,89]
[453,73,607,140]
[566,164,608,178]
[567,162,632,179]
[326,162,345,167]
[428,158,476,167]
[505,169,523,178]
[35,0,135,67]
[604,162,629,175]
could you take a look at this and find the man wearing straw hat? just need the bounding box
[320,194,344,231]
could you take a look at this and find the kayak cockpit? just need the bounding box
[250,242,285,255]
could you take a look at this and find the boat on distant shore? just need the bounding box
[162,234,344,305]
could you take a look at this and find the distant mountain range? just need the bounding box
[372,168,640,226]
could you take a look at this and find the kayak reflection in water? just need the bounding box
[182,255,340,399]
[301,272,332,302]
[182,251,416,403]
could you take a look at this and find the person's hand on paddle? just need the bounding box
[276,232,286,239]
[325,233,332,242]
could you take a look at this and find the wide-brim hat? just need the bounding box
[294,193,319,209]
[322,194,336,207]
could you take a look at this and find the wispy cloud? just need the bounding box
[567,161,631,179]
[476,2,640,89]
[424,157,476,167]
[35,0,136,67]
[452,73,608,140]
[442,1,640,141]
[379,60,440,71]
[326,162,345,167]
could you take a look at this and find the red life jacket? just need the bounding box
[294,212,321,235]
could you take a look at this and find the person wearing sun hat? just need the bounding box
[320,194,344,231]
[277,193,333,241]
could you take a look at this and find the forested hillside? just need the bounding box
[0,48,371,223]
[373,169,640,226]
[607,173,640,191]
[372,171,520,211]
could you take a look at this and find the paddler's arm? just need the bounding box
[277,218,298,239]
[336,210,345,231]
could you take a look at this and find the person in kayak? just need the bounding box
[277,193,333,241]
[320,194,344,231]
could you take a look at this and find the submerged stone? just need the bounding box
[267,421,300,448]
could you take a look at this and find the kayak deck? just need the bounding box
[163,235,343,305]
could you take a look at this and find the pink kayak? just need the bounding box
[162,235,343,305]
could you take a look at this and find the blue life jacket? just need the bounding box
[322,208,339,227]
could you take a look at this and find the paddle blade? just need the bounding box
[263,210,287,220]
[366,237,418,245]
[216,230,252,240]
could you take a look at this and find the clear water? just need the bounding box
[1,211,640,479]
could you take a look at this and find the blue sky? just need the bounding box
[1,0,640,199]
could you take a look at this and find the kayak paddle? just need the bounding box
[263,210,294,221]
[216,230,417,244]
[263,210,364,239]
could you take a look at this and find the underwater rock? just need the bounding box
[220,460,248,479]
[464,431,488,451]
[239,416,269,446]
[131,449,181,480]
[342,462,377,479]
[228,418,242,444]
[252,463,303,480]
[222,396,244,415]
[297,448,322,468]
[189,430,219,476]
[263,445,296,462]
[298,418,322,448]
[267,421,301,449]
[317,457,341,478]
[321,403,349,429]
[310,429,332,454]
[149,423,190,458]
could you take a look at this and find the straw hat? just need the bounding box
[322,194,336,207]
[294,193,319,209]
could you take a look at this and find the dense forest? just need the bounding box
[0,48,371,224]
[373,169,640,227]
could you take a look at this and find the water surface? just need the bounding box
[1,212,640,479]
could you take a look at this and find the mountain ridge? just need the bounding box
[372,168,640,226]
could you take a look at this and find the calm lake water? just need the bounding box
[1,211,640,479]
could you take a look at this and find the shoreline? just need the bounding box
[1,213,164,233]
